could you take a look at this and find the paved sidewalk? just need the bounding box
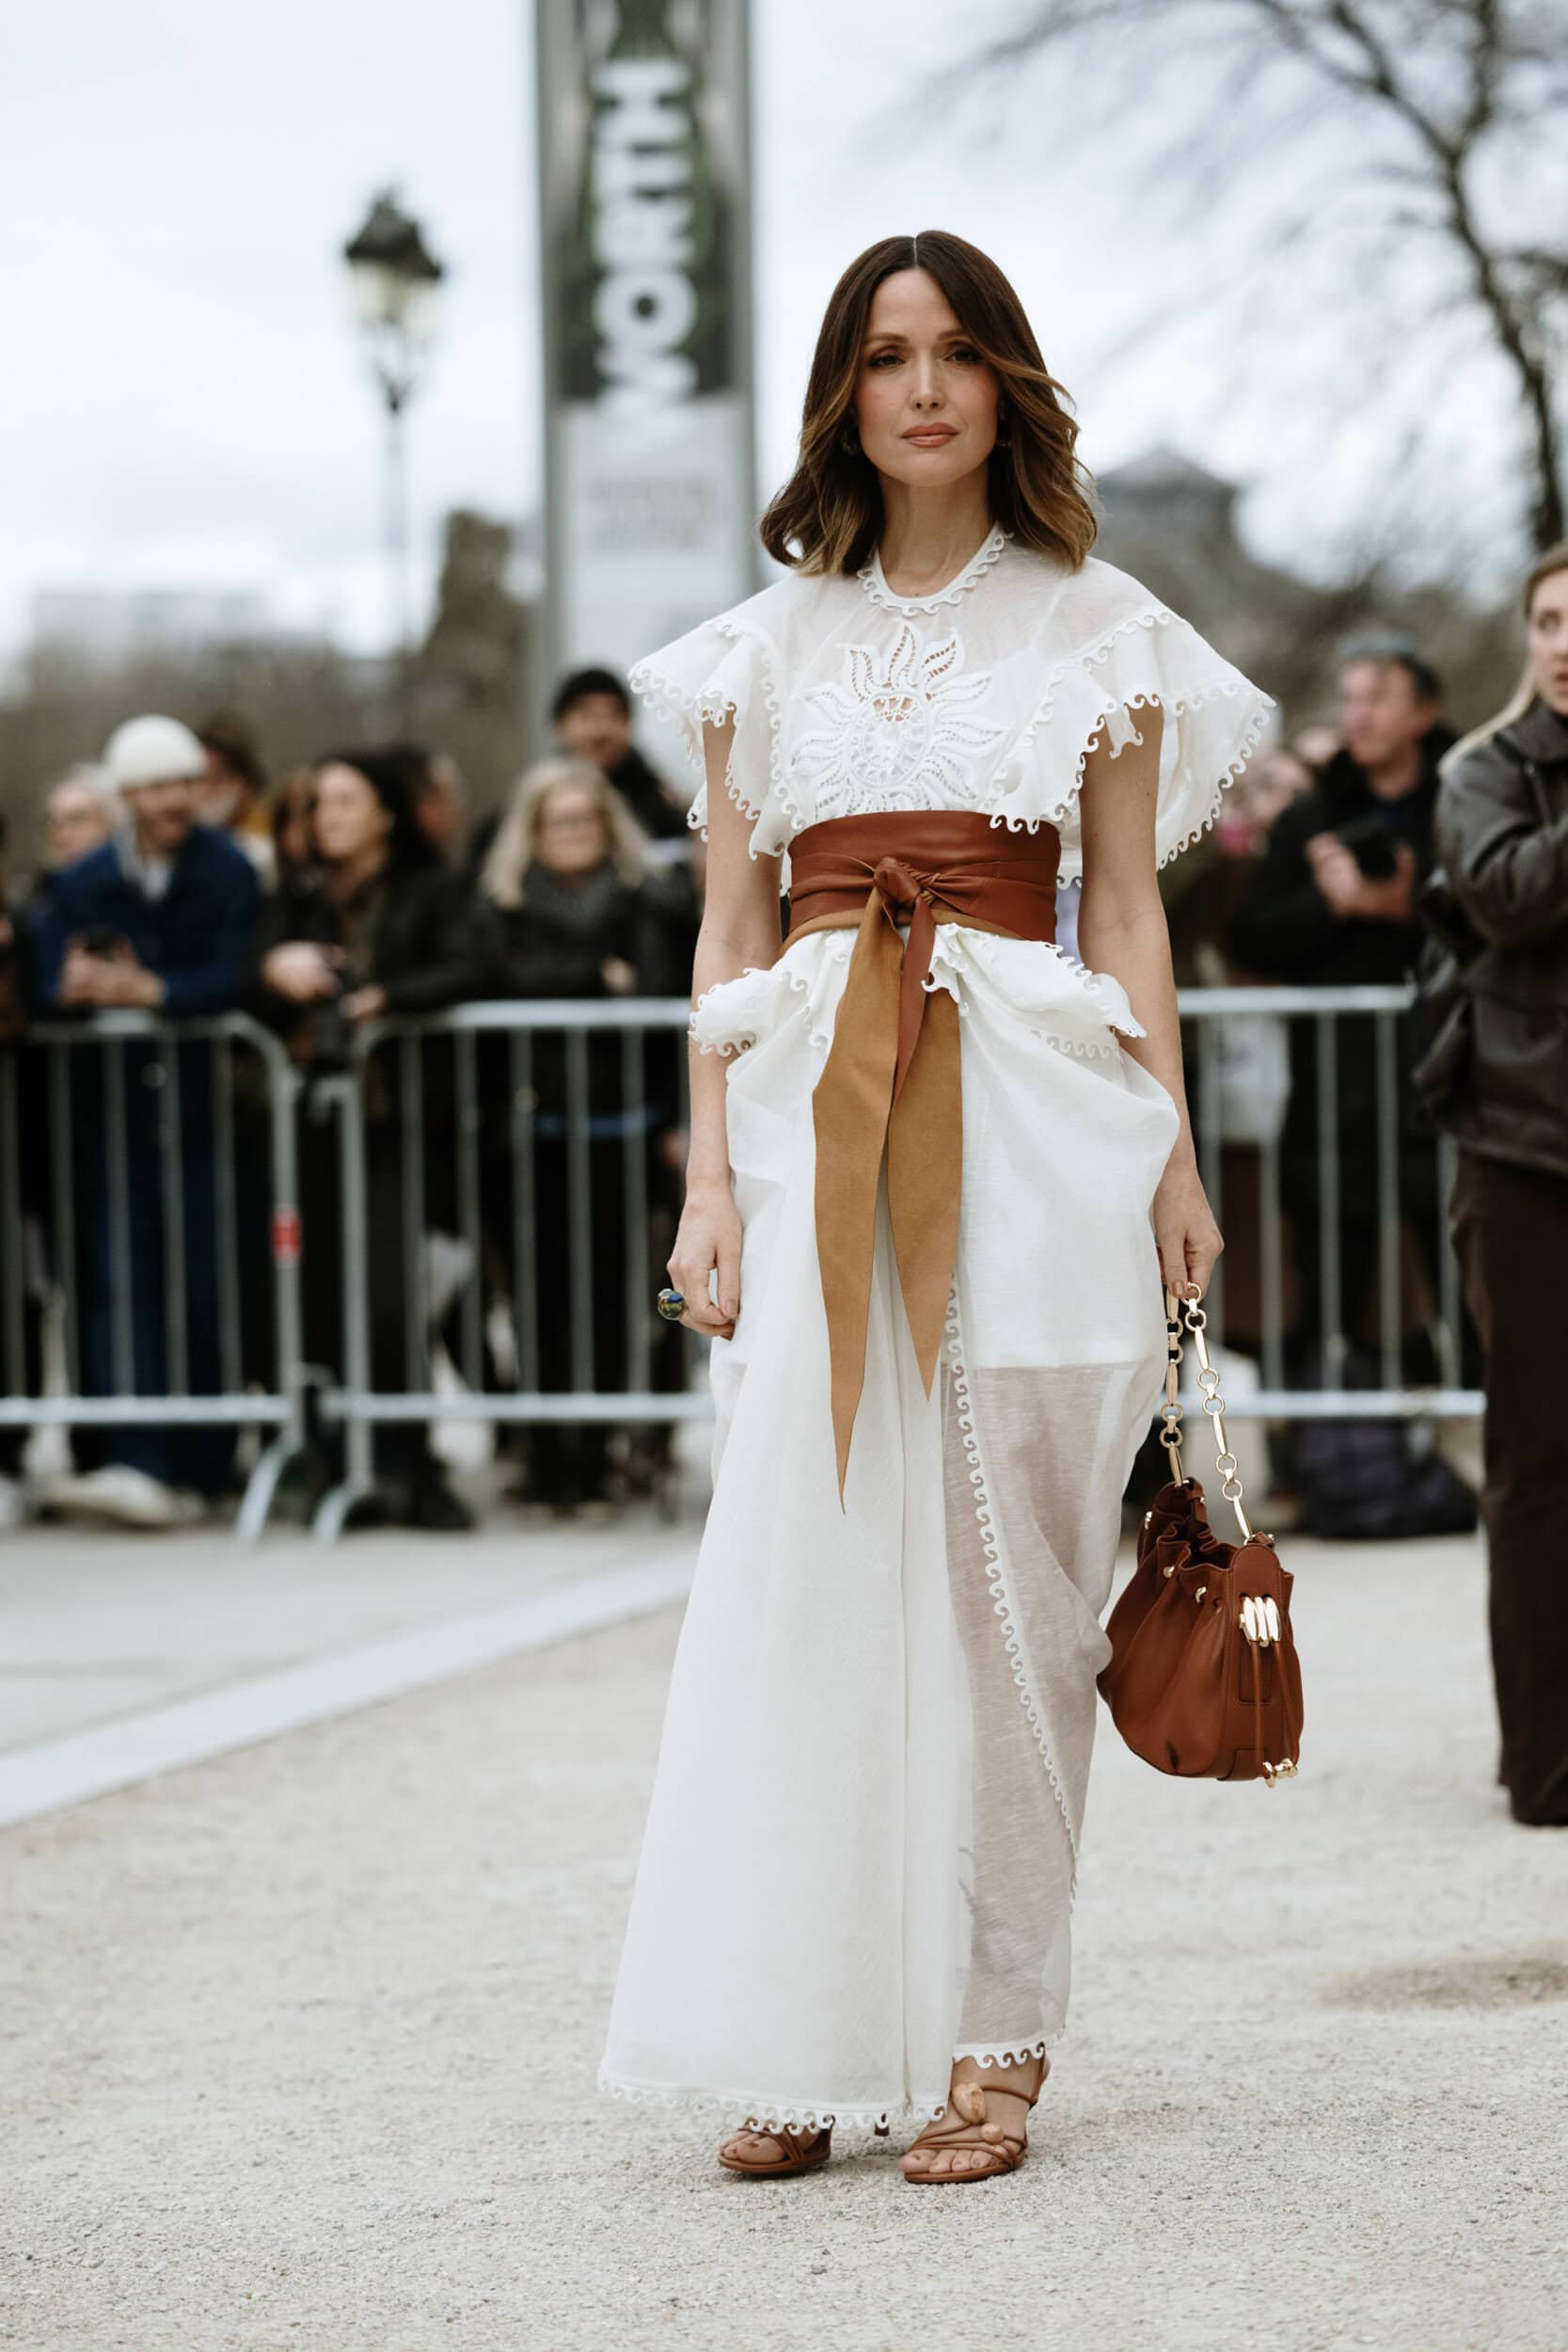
[0,1514,698,1823]
[3,1530,1565,2352]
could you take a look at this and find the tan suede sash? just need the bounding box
[784,811,1061,1499]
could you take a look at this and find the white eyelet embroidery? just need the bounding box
[787,622,1006,817]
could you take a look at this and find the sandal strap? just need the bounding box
[728,2122,829,2160]
[904,2068,1040,2174]
[960,2056,1047,2108]
[910,2101,1023,2149]
[905,2116,1028,2174]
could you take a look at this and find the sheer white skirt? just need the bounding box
[598,927,1178,2132]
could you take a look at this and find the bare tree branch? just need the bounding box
[940,0,1568,550]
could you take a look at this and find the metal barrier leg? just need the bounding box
[1316,1013,1344,1388]
[105,1041,135,1399]
[158,1046,190,1401]
[314,1073,377,1542]
[1259,1120,1285,1395]
[1374,1010,1402,1391]
[511,1033,539,1394]
[565,1029,594,1393]
[237,1054,308,1546]
[401,1033,427,1397]
[456,1030,483,1391]
[213,1036,243,1400]
[0,1052,24,1402]
[48,1043,80,1393]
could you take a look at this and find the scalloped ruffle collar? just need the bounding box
[858,522,1010,615]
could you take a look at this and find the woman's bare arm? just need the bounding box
[1076,707,1223,1299]
[667,719,783,1337]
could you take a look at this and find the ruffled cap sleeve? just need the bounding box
[628,605,790,858]
[994,569,1274,878]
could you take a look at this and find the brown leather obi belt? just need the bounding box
[784,811,1062,1498]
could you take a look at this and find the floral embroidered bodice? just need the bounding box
[631,527,1271,881]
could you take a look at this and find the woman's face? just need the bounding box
[312,763,391,866]
[1527,566,1568,717]
[853,269,999,491]
[1246,749,1314,833]
[46,781,112,870]
[534,781,610,878]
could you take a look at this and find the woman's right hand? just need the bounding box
[262,942,343,1002]
[668,1181,742,1338]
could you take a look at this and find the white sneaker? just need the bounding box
[46,1464,192,1531]
[0,1472,26,1531]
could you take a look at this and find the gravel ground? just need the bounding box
[3,1531,1565,2352]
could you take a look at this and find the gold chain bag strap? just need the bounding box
[1099,1286,1304,1786]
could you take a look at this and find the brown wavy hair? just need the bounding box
[760,230,1097,579]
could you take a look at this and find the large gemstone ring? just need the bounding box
[656,1288,687,1324]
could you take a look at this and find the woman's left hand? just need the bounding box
[1152,1156,1223,1301]
[343,984,388,1025]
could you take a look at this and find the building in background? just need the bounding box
[1094,448,1322,686]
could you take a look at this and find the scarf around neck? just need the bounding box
[520,856,628,944]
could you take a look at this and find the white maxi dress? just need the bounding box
[600,527,1272,2133]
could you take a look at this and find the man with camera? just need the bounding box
[1230,639,1455,1375]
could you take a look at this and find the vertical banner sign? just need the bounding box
[535,0,757,707]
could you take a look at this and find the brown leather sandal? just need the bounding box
[717,2121,832,2176]
[899,2055,1048,2184]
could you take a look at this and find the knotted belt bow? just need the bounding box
[784,812,1062,1499]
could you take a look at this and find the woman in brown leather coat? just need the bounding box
[1433,542,1568,1827]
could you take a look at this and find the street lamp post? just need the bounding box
[342,190,444,725]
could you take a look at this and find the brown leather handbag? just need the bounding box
[1100,1288,1304,1787]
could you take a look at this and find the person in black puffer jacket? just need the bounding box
[1427,542,1568,1828]
[251,749,483,1531]
[472,756,693,1513]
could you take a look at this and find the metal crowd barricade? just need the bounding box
[311,999,696,1539]
[1173,981,1480,1421]
[0,1011,307,1540]
[303,983,1480,1538]
[0,988,1477,1546]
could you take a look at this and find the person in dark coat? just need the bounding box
[0,813,44,1523]
[551,666,691,842]
[1430,543,1568,1827]
[33,714,261,1524]
[473,755,692,1512]
[252,749,482,1531]
[1229,642,1455,1367]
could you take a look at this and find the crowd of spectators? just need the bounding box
[1193,635,1477,1539]
[0,672,701,1534]
[0,630,1484,1541]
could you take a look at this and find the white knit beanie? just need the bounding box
[103,714,208,792]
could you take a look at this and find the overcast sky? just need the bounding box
[0,0,1550,665]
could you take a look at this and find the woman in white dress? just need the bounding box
[600,231,1271,2181]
